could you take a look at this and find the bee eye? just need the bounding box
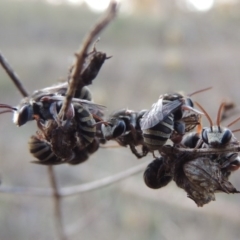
[221,129,232,145]
[201,128,209,144]
[17,105,33,126]
[186,98,194,108]
[173,109,183,121]
[112,120,126,138]
[174,121,185,135]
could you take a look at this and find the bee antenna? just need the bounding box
[216,102,225,127]
[231,128,240,133]
[196,116,202,134]
[188,87,212,97]
[227,116,240,128]
[0,104,17,112]
[194,101,213,129]
[0,110,14,114]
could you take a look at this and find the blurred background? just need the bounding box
[1,0,240,239]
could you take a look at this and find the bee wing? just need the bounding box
[140,99,182,130]
[41,95,106,115]
[37,82,68,94]
[31,83,69,101]
[71,98,107,115]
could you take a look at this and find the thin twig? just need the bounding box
[59,1,118,118]
[161,145,240,156]
[0,162,149,197]
[0,51,29,97]
[0,3,118,239]
[48,166,67,240]
[0,52,66,240]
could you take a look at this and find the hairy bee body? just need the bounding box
[29,135,100,165]
[143,157,173,189]
[26,85,100,164]
[74,103,96,147]
[28,135,61,164]
[142,112,174,151]
[181,130,240,178]
[175,104,240,206]
[101,109,149,158]
[141,95,185,151]
[140,90,205,151]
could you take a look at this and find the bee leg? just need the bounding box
[142,145,149,156]
[193,139,203,149]
[221,154,240,172]
[144,157,172,189]
[35,119,47,133]
[61,103,75,128]
[49,102,61,125]
[152,151,158,158]
[129,143,146,159]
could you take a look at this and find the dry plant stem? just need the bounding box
[0,3,118,239]
[0,52,29,97]
[161,145,240,156]
[48,166,67,240]
[59,1,117,118]
[0,52,65,240]
[0,162,149,197]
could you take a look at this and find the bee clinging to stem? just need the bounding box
[140,87,211,152]
[100,109,149,158]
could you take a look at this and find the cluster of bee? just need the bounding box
[97,87,240,206]
[144,100,240,206]
[1,47,240,206]
[0,47,108,165]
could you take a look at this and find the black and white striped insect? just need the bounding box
[140,88,210,151]
[101,109,149,158]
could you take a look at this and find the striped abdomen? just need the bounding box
[142,114,174,151]
[75,86,92,101]
[144,157,173,189]
[28,135,61,165]
[74,103,96,147]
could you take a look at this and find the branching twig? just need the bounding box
[59,1,118,118]
[48,166,67,240]
[0,162,148,197]
[0,51,29,97]
[161,145,240,157]
[0,2,118,239]
[0,51,66,240]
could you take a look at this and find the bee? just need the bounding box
[0,44,109,126]
[170,102,240,206]
[0,85,97,127]
[143,101,240,206]
[29,135,99,165]
[140,87,210,151]
[143,157,173,189]
[100,109,149,158]
[193,102,240,174]
[0,82,106,164]
[27,94,104,164]
[32,100,102,164]
[143,147,240,207]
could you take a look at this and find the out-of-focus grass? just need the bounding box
[1,0,240,239]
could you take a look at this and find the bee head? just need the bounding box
[13,104,34,126]
[185,97,194,108]
[111,119,126,138]
[195,102,234,147]
[201,126,232,147]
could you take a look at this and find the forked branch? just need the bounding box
[0,51,29,97]
[0,162,148,197]
[59,1,118,118]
